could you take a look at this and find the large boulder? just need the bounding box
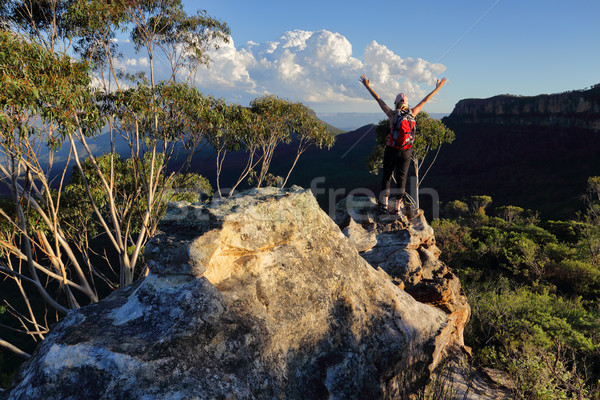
[5,187,472,399]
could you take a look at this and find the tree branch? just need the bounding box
[0,338,31,359]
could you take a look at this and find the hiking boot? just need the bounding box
[377,202,389,213]
[389,199,403,216]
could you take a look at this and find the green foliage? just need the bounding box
[169,173,213,203]
[506,234,543,278]
[442,200,470,219]
[579,224,600,268]
[0,197,47,239]
[66,0,230,81]
[435,187,600,398]
[584,176,600,223]
[472,280,599,353]
[366,144,385,175]
[495,205,524,226]
[365,119,389,174]
[466,279,599,399]
[127,0,230,69]
[513,224,558,245]
[430,218,472,265]
[0,30,101,146]
[213,94,335,190]
[0,0,74,39]
[543,220,585,243]
[203,95,333,191]
[469,195,492,215]
[550,259,600,295]
[66,153,213,237]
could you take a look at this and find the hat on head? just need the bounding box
[395,93,408,104]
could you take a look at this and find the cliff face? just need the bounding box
[3,187,506,399]
[445,84,600,131]
[429,84,600,219]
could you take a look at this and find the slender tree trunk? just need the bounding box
[282,140,309,188]
[413,159,420,210]
[0,339,31,359]
[229,150,262,197]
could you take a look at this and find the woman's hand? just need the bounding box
[436,78,447,89]
[360,75,370,87]
[412,77,448,116]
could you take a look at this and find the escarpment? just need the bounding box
[3,187,507,399]
[444,84,600,131]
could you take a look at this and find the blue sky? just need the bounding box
[163,0,600,116]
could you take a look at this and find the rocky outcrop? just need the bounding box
[335,197,516,399]
[444,84,600,131]
[334,196,471,363]
[4,187,473,400]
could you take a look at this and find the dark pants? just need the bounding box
[380,145,412,200]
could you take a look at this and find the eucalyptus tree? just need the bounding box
[0,30,102,358]
[249,96,295,189]
[205,102,260,197]
[205,96,334,196]
[281,103,334,187]
[73,80,218,285]
[73,1,229,286]
[68,0,230,89]
[249,95,334,189]
[64,0,229,285]
[0,0,229,360]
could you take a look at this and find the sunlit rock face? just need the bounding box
[445,87,600,131]
[5,187,468,400]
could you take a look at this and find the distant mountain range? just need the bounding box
[444,83,600,131]
[318,112,449,131]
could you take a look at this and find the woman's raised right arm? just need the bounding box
[360,75,393,118]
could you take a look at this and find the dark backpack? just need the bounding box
[389,109,416,150]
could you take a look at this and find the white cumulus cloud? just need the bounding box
[187,29,446,111]
[188,37,257,95]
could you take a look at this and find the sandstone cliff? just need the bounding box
[444,84,600,131]
[3,187,506,399]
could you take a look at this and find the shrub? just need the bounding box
[465,279,600,399]
[431,219,473,265]
[442,200,470,219]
